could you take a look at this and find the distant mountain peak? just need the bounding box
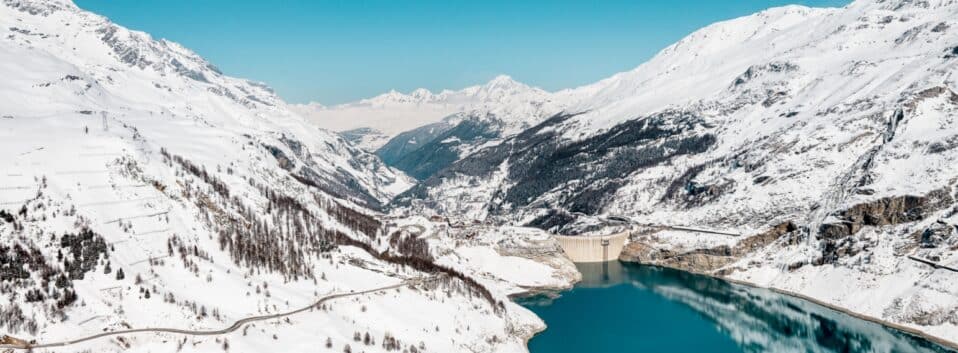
[307,75,542,110]
[483,74,521,88]
[471,74,540,98]
[294,74,569,150]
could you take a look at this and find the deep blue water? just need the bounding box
[517,261,956,353]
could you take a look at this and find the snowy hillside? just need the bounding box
[0,1,577,352]
[401,0,958,233]
[0,0,413,208]
[396,0,958,342]
[6,0,958,350]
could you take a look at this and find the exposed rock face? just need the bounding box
[620,221,798,274]
[736,221,799,254]
[819,188,954,239]
[619,242,737,274]
[815,188,955,265]
[919,222,956,249]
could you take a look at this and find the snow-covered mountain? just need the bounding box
[6,0,958,350]
[293,75,576,158]
[0,1,577,352]
[1,0,413,208]
[396,0,958,341]
[400,0,958,233]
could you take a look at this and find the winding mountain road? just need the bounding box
[1,277,433,351]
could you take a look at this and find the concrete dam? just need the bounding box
[555,231,629,263]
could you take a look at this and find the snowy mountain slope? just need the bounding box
[0,0,413,208]
[0,1,575,352]
[394,0,958,342]
[375,119,459,166]
[401,0,958,231]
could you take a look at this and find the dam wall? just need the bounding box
[555,231,629,263]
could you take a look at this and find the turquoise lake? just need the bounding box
[516,261,956,353]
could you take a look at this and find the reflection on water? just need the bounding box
[517,261,955,353]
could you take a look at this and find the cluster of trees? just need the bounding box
[387,231,431,260]
[335,233,502,313]
[0,207,26,232]
[161,148,230,200]
[0,226,104,333]
[1,229,106,290]
[318,196,382,239]
[175,298,219,320]
[162,151,502,313]
[0,304,38,335]
[379,332,424,352]
[59,228,108,280]
[168,234,211,277]
[215,187,337,280]
[0,209,14,223]
[353,331,374,346]
[0,242,34,282]
[164,151,349,280]
[346,330,428,352]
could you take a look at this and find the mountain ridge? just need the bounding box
[5,0,958,351]
[0,2,572,353]
[392,0,958,342]
[292,74,575,151]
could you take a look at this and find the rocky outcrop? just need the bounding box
[619,243,737,274]
[735,221,799,254]
[918,222,956,249]
[619,221,798,274]
[816,188,954,265]
[819,188,954,239]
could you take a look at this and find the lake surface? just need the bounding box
[516,261,956,353]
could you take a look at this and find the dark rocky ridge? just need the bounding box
[386,119,500,180]
[375,121,454,168]
[395,110,718,233]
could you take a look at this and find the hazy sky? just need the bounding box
[75,0,850,105]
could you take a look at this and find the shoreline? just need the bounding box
[508,273,584,352]
[511,259,958,353]
[631,260,958,352]
[719,275,958,352]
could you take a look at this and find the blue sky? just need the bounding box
[75,0,850,105]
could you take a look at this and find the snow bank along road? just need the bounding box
[0,277,436,350]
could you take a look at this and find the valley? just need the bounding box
[2,0,958,352]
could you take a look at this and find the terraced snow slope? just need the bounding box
[0,1,576,352]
